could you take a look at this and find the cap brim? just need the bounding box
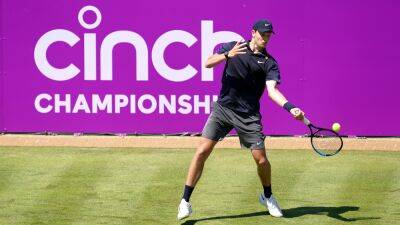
[259,29,275,34]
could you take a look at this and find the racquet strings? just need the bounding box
[311,129,342,155]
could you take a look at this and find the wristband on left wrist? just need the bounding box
[224,51,230,60]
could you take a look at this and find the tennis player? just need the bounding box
[178,19,305,220]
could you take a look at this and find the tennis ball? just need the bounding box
[332,123,341,132]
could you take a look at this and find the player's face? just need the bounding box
[252,30,272,48]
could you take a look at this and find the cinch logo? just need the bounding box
[34,5,243,82]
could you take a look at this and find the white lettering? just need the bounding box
[34,6,244,83]
[159,95,176,114]
[54,94,71,113]
[194,95,210,114]
[152,30,198,82]
[84,33,97,80]
[92,94,112,113]
[115,94,129,113]
[73,94,91,113]
[101,31,148,81]
[138,94,157,114]
[34,93,53,113]
[34,29,80,81]
[178,95,192,114]
[35,93,218,114]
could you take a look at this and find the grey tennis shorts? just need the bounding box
[202,102,266,150]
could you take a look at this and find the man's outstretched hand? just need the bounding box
[227,39,247,58]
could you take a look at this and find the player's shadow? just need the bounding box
[283,206,380,221]
[181,206,380,225]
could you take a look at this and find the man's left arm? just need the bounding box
[266,80,305,120]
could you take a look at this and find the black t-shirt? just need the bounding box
[216,41,281,114]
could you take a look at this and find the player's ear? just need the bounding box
[251,29,256,37]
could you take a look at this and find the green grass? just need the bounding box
[0,147,399,225]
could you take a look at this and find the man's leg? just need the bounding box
[178,102,232,220]
[251,148,273,199]
[233,113,272,197]
[178,138,219,220]
[251,149,271,189]
[183,103,232,201]
[251,148,283,217]
[185,137,218,188]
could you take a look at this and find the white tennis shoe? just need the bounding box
[177,199,192,220]
[259,193,283,217]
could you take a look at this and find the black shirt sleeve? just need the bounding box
[265,59,281,84]
[216,41,236,54]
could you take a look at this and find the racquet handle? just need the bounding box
[302,117,311,126]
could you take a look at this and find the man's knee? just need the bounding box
[195,141,215,159]
[256,155,270,168]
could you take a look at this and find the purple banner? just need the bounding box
[1,0,399,136]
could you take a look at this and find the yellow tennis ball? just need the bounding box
[332,122,341,132]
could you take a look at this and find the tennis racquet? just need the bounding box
[302,117,343,157]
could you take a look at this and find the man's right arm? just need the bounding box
[266,80,305,120]
[204,40,247,68]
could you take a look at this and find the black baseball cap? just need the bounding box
[253,19,275,34]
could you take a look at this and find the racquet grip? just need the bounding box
[302,117,311,126]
